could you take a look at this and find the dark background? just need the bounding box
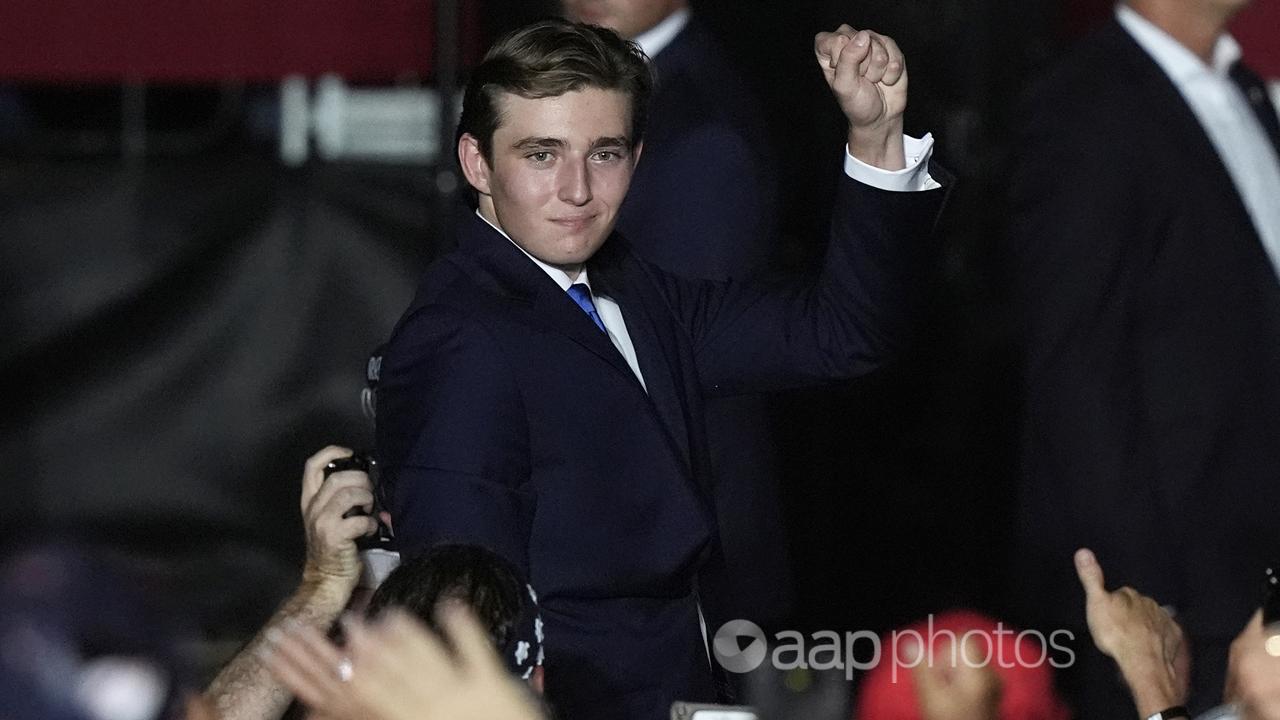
[2,0,1277,672]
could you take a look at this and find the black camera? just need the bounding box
[321,451,393,547]
[322,452,378,518]
[323,451,376,478]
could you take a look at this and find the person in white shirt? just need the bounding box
[1006,1,1280,719]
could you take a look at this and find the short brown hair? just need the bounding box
[457,18,654,164]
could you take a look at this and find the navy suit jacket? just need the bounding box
[1008,19,1280,643]
[376,173,945,720]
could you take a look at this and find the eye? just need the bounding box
[526,151,553,164]
[592,149,623,162]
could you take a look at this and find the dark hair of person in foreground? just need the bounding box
[365,544,544,681]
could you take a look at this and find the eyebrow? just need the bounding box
[509,136,632,151]
[512,137,565,151]
[590,136,631,150]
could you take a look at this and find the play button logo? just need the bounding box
[713,619,767,674]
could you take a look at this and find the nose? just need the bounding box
[557,157,592,206]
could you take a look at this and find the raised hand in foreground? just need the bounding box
[1225,610,1280,720]
[204,446,378,720]
[262,605,544,720]
[1075,548,1190,717]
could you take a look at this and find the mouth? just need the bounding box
[550,214,597,232]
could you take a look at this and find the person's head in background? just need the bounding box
[856,610,1071,720]
[0,543,211,720]
[365,544,545,693]
[1124,0,1250,22]
[562,0,687,39]
[1123,0,1250,62]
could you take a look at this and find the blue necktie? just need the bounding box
[566,283,606,333]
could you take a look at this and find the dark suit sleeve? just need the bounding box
[376,304,533,574]
[644,171,947,395]
[621,124,775,280]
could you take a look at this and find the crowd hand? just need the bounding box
[301,445,379,593]
[262,606,545,720]
[1075,548,1189,716]
[1225,611,1280,720]
[907,637,1003,720]
[813,24,908,168]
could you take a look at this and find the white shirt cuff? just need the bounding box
[843,132,941,192]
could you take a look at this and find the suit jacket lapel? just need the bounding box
[454,213,640,385]
[453,211,697,474]
[1108,21,1262,237]
[591,239,695,473]
[1107,20,1280,306]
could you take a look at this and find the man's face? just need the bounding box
[562,0,686,39]
[460,88,639,271]
[1206,0,1250,17]
[1129,0,1250,23]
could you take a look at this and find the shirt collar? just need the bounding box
[1115,3,1241,84]
[632,7,691,59]
[475,210,590,292]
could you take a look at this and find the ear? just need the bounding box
[458,133,493,196]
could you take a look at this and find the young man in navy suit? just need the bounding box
[376,19,945,720]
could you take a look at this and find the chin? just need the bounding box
[556,247,601,265]
[558,235,609,262]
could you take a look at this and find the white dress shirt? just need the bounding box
[1117,3,1280,279]
[475,213,649,391]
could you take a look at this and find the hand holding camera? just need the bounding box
[301,446,380,593]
